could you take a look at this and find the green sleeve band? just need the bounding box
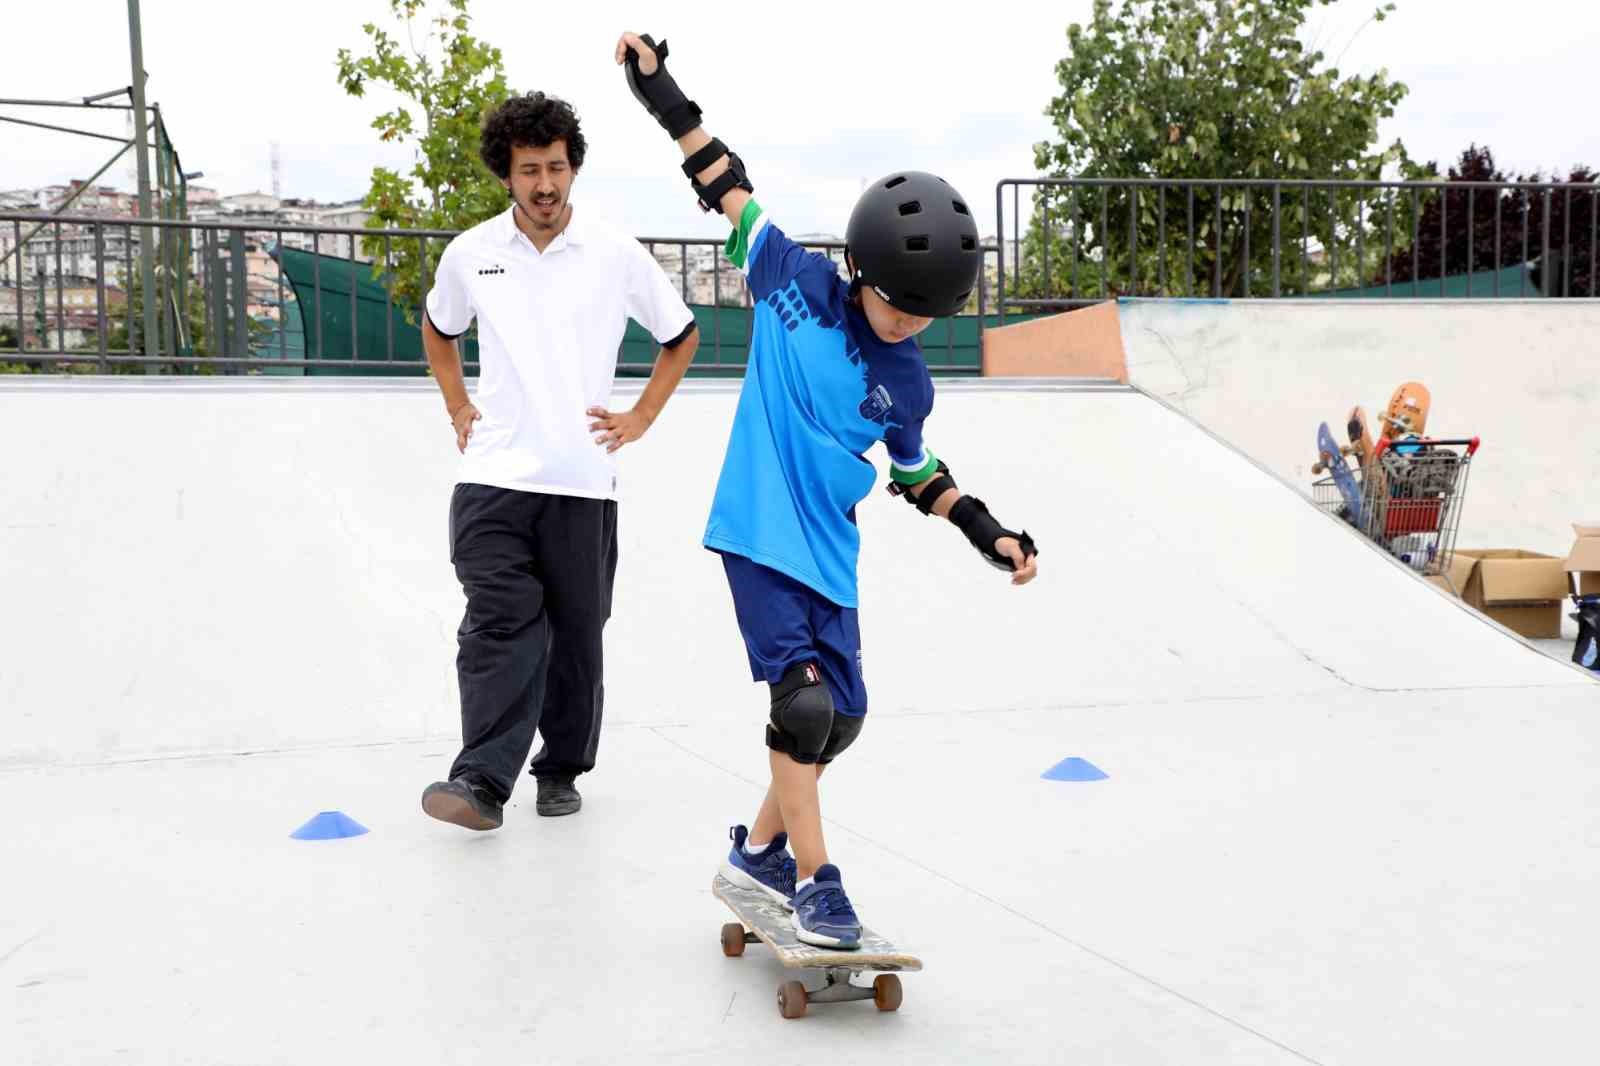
[889,451,940,485]
[723,198,763,270]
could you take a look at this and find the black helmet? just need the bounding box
[845,171,980,319]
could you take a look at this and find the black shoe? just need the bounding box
[535,776,582,817]
[421,778,503,830]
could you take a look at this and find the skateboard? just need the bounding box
[1381,381,1431,445]
[1345,404,1389,529]
[1313,421,1364,528]
[1345,405,1379,478]
[713,873,921,1020]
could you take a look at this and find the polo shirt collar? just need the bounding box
[501,202,584,252]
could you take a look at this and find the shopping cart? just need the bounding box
[1313,436,1480,577]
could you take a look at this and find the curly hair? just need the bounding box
[479,92,587,179]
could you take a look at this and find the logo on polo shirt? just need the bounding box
[476,265,506,276]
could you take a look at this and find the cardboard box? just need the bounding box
[1429,553,1478,598]
[1452,549,1569,639]
[1563,523,1600,597]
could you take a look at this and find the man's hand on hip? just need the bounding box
[588,405,654,453]
[451,402,481,454]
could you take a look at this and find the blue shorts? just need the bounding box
[720,552,867,716]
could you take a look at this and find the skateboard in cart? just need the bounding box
[1381,381,1431,453]
[713,873,920,1020]
[1345,405,1379,478]
[1345,404,1389,521]
[1312,421,1364,528]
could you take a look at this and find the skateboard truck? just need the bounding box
[774,966,904,1019]
[721,920,907,1018]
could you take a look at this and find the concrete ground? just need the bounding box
[2,378,1596,1065]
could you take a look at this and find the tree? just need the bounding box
[1020,0,1428,301]
[0,321,24,375]
[1378,145,1598,297]
[337,0,512,316]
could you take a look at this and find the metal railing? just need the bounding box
[0,212,999,374]
[993,178,1600,322]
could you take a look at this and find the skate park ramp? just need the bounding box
[2,376,1597,1065]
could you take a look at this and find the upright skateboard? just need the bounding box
[1381,381,1431,447]
[1313,421,1364,527]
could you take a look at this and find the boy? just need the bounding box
[615,32,1038,946]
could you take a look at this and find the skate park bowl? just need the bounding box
[2,371,1597,1064]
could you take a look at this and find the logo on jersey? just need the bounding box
[858,383,894,423]
[476,265,506,276]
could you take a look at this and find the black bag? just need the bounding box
[1571,590,1600,672]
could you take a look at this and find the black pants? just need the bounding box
[447,483,618,803]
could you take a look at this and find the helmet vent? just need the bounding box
[898,200,923,217]
[904,236,930,252]
[885,176,907,189]
[961,235,977,251]
[952,200,969,215]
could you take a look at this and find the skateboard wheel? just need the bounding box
[720,922,746,958]
[873,974,903,1012]
[778,980,808,1019]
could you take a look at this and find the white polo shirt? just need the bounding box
[425,203,695,500]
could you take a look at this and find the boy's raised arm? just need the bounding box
[613,31,754,222]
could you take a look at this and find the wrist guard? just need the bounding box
[623,35,703,139]
[948,495,1038,572]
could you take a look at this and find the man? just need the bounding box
[419,91,699,830]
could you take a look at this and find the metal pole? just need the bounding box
[1272,184,1281,297]
[54,223,64,353]
[993,183,1005,325]
[1158,185,1166,294]
[12,220,23,349]
[231,229,247,363]
[94,222,108,369]
[0,114,136,144]
[15,142,134,250]
[127,0,159,373]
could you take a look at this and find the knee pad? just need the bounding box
[818,711,863,764]
[765,663,835,764]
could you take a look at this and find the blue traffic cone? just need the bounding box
[290,811,370,840]
[1041,757,1109,782]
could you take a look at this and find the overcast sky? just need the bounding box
[5,0,1598,239]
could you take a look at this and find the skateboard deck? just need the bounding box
[1316,421,1364,527]
[1346,404,1388,519]
[713,873,920,1019]
[1382,381,1431,443]
[1345,405,1378,476]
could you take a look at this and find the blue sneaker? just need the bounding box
[720,825,797,907]
[790,864,862,949]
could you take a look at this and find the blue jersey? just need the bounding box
[703,200,941,608]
